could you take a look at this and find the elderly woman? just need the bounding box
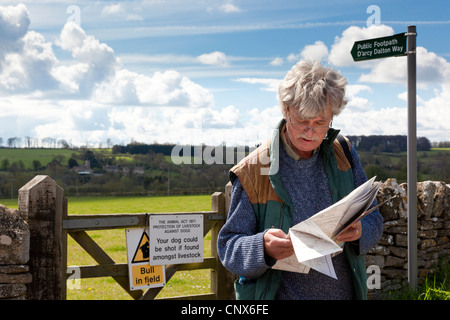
[217,60,383,300]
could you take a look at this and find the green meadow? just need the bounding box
[2,194,214,300]
[0,148,75,168]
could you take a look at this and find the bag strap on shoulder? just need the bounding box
[337,134,353,168]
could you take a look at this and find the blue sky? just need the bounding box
[0,0,449,147]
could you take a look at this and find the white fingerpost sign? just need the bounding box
[149,214,203,265]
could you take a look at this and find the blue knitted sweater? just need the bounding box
[217,140,383,300]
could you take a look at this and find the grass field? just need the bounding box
[2,194,214,300]
[68,195,214,300]
[0,148,76,168]
[431,148,450,151]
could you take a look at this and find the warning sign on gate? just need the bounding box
[131,230,150,263]
[149,214,203,266]
[126,228,165,291]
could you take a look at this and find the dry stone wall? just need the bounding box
[367,179,449,298]
[0,205,32,299]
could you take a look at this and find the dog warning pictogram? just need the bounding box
[131,231,149,263]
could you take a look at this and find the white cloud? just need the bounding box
[327,24,450,88]
[0,4,215,108]
[201,105,242,129]
[101,3,143,21]
[334,87,450,142]
[300,40,329,62]
[235,77,280,92]
[326,24,450,142]
[333,82,450,142]
[135,70,214,108]
[358,46,450,87]
[1,4,448,147]
[102,4,124,16]
[334,105,407,137]
[0,3,29,47]
[56,22,119,96]
[344,84,373,112]
[92,68,214,108]
[107,106,161,144]
[0,4,218,146]
[287,52,301,63]
[92,68,140,105]
[278,40,329,66]
[397,91,426,106]
[197,51,229,67]
[192,104,282,147]
[35,102,109,137]
[269,57,284,66]
[106,104,243,146]
[219,2,241,13]
[248,105,282,130]
[417,47,450,84]
[0,5,57,92]
[56,21,86,51]
[346,84,372,97]
[416,85,450,141]
[105,103,280,147]
[51,62,89,93]
[119,53,196,65]
[328,24,395,67]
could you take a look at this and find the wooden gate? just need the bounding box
[19,175,231,300]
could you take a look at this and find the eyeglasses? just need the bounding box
[287,114,332,134]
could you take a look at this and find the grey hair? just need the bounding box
[278,60,348,119]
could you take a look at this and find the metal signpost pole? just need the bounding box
[406,25,418,291]
[350,26,418,290]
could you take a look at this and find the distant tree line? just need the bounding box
[0,137,72,148]
[0,145,233,198]
[112,143,176,156]
[0,137,116,149]
[112,142,254,158]
[433,141,450,148]
[0,135,448,198]
[346,135,432,152]
[1,135,447,151]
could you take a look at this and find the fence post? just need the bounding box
[223,182,238,299]
[210,192,227,299]
[225,182,232,215]
[18,175,67,300]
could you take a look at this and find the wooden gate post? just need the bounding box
[210,192,227,299]
[18,175,67,300]
[223,182,238,299]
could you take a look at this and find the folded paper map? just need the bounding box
[273,176,384,279]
